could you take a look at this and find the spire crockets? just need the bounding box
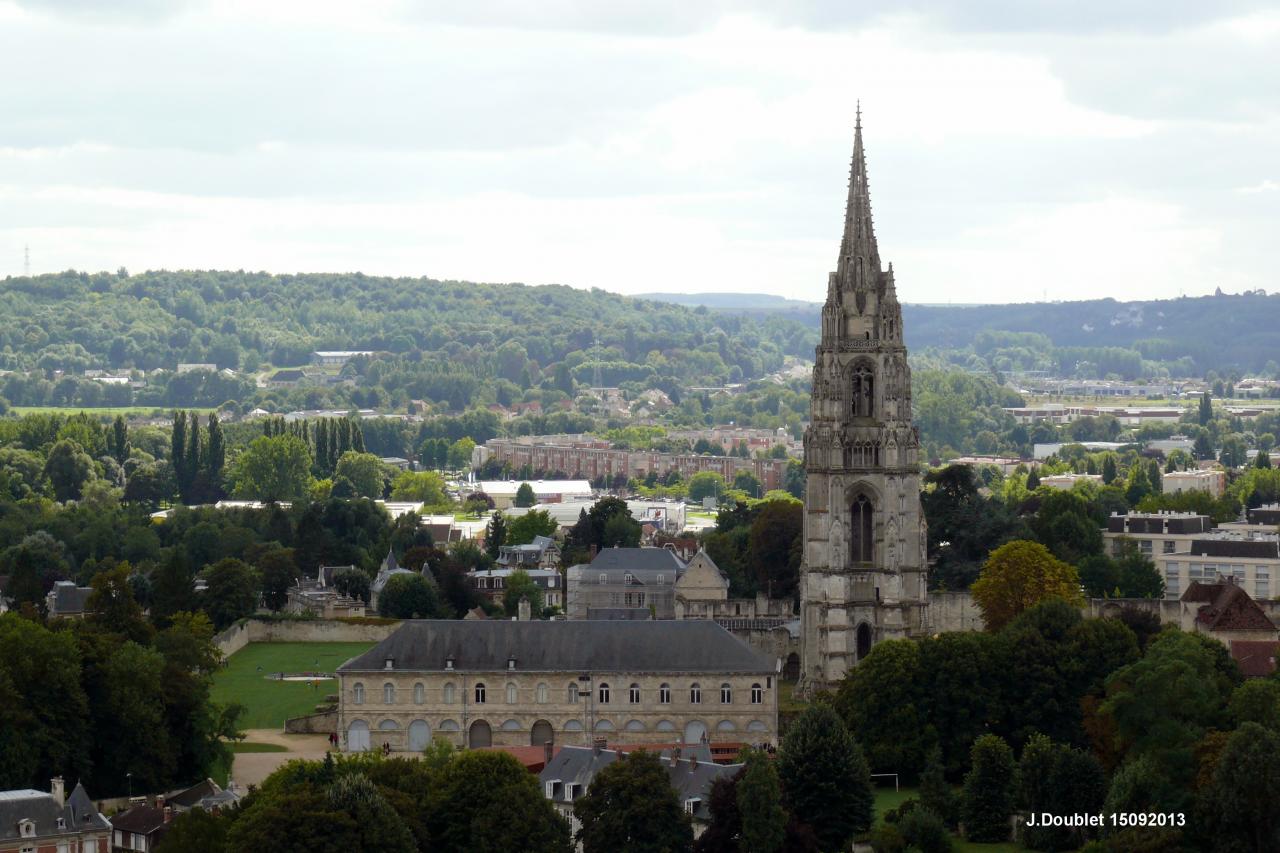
[837,102,881,288]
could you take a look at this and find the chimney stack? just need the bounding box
[592,737,606,756]
[518,596,531,622]
[51,777,65,808]
[164,806,172,823]
[544,741,554,766]
[155,795,165,810]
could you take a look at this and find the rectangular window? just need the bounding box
[1163,540,1176,554]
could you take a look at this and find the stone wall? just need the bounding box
[927,591,985,634]
[214,618,401,658]
[285,710,339,734]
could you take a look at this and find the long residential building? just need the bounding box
[480,439,788,491]
[335,620,778,753]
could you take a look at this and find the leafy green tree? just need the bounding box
[918,748,959,828]
[971,540,1082,631]
[447,437,476,469]
[897,807,953,853]
[1125,462,1153,506]
[692,773,741,853]
[42,438,95,501]
[1029,490,1103,564]
[377,572,441,619]
[153,806,230,853]
[960,734,1014,843]
[836,639,930,781]
[503,569,545,617]
[199,557,261,629]
[86,562,153,644]
[1219,435,1249,469]
[229,435,314,502]
[485,511,508,559]
[0,614,90,789]
[1256,448,1273,469]
[575,749,691,853]
[1198,391,1213,425]
[746,499,802,599]
[922,464,1028,591]
[1228,678,1280,731]
[1202,722,1280,853]
[1016,734,1106,851]
[437,750,572,853]
[602,512,642,548]
[389,470,447,503]
[98,641,175,793]
[737,749,786,853]
[333,567,371,604]
[258,547,300,612]
[326,773,417,853]
[514,481,537,508]
[334,451,386,498]
[110,415,130,465]
[507,509,558,546]
[778,704,872,850]
[0,531,71,611]
[688,471,727,502]
[1101,454,1118,485]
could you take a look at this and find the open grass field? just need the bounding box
[230,742,290,753]
[211,642,375,729]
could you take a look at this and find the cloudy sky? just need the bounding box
[1,0,1277,304]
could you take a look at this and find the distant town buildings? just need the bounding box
[0,778,110,853]
[474,480,594,510]
[1164,468,1227,498]
[565,548,687,620]
[309,350,374,367]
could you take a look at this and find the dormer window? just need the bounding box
[508,656,517,670]
[683,798,701,815]
[384,657,394,670]
[19,818,35,837]
[445,656,455,671]
[624,572,634,585]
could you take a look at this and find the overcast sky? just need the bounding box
[1,1,1277,304]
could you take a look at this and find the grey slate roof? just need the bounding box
[588,547,686,575]
[539,745,739,822]
[338,619,773,674]
[49,581,92,614]
[0,782,108,842]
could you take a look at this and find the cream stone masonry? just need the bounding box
[336,620,778,752]
[800,108,929,691]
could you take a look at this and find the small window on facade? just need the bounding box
[599,573,607,585]
[443,682,456,704]
[506,683,518,704]
[475,683,486,704]
[599,682,611,704]
[414,682,425,704]
[629,683,641,704]
[720,683,732,704]
[751,683,763,704]
[690,683,701,704]
[537,682,549,703]
[568,683,579,703]
[624,572,634,585]
[353,683,365,705]
[659,683,671,704]
[383,683,395,704]
[657,574,665,585]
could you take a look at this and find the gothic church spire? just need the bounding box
[838,102,881,285]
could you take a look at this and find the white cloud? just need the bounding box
[0,1,1276,303]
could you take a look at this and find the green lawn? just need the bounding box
[873,786,1025,853]
[211,642,375,729]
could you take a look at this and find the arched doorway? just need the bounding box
[347,720,370,752]
[783,653,800,682]
[469,719,492,748]
[683,720,707,745]
[856,622,873,661]
[531,720,554,746]
[408,720,430,751]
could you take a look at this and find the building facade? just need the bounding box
[565,548,687,620]
[800,110,929,689]
[0,779,110,853]
[1104,511,1216,559]
[1159,532,1280,600]
[335,620,778,753]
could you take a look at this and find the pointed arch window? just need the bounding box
[851,365,874,418]
[850,494,874,564]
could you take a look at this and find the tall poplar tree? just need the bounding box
[207,413,225,497]
[171,410,187,498]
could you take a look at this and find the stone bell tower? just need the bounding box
[800,107,929,691]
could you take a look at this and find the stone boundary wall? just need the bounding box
[214,618,400,658]
[285,710,339,734]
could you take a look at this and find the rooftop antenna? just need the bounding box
[23,244,30,277]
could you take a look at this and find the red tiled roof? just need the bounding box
[1181,581,1277,631]
[1231,640,1280,678]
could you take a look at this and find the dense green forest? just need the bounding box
[0,270,814,411]
[648,290,1280,379]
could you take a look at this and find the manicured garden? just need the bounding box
[211,642,375,729]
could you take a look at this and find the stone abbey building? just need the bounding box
[800,110,930,689]
[336,620,778,752]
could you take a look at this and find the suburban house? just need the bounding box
[0,778,111,853]
[1178,579,1278,647]
[540,741,743,843]
[46,581,93,620]
[370,548,413,611]
[467,566,563,610]
[335,619,778,753]
[495,535,561,571]
[565,547,687,620]
[310,350,374,367]
[475,480,594,510]
[109,803,171,852]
